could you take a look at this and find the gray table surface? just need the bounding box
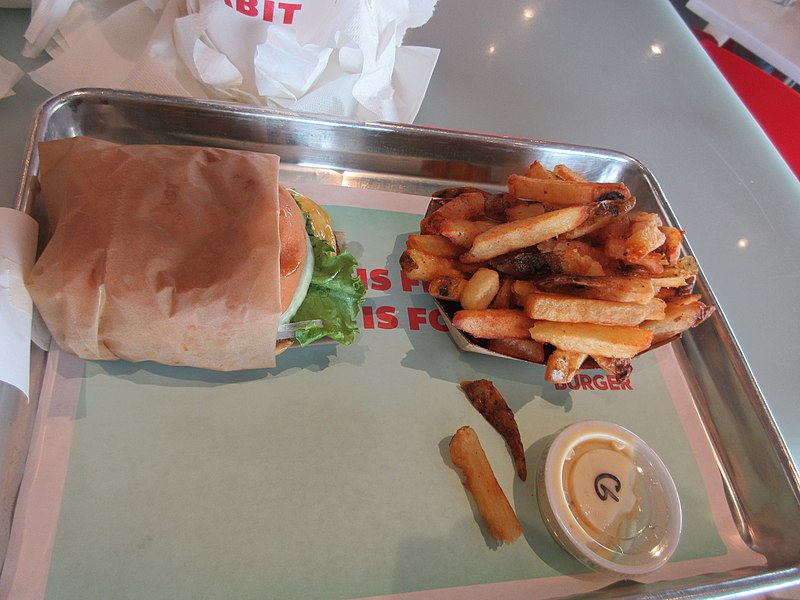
[2,0,799,522]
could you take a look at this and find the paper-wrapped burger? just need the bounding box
[26,136,365,370]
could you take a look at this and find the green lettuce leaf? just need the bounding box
[290,221,366,346]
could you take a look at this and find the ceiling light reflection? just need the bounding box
[650,44,663,55]
[488,44,497,55]
[738,238,749,249]
[522,8,535,20]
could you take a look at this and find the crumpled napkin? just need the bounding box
[25,0,439,122]
[0,55,25,99]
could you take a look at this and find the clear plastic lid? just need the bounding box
[537,420,682,578]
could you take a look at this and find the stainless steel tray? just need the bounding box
[11,88,800,598]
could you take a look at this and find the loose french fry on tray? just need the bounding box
[398,161,715,385]
[460,380,527,481]
[449,426,523,543]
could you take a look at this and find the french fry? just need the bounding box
[449,426,522,543]
[553,164,587,182]
[484,192,523,221]
[453,309,535,339]
[604,212,666,264]
[428,190,486,221]
[438,219,496,248]
[505,202,545,221]
[537,239,607,276]
[562,196,636,240]
[406,233,463,258]
[403,162,714,387]
[651,256,699,288]
[508,174,630,206]
[510,280,538,306]
[533,274,656,304]
[461,268,501,310]
[428,276,469,302]
[545,349,588,384]
[487,338,545,364]
[489,275,515,309]
[525,160,560,180]
[530,321,653,358]
[640,300,715,344]
[460,380,527,481]
[524,292,666,326]
[659,226,684,266]
[592,355,633,382]
[460,205,591,263]
[399,249,465,282]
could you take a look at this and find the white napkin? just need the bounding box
[0,208,39,400]
[26,0,440,122]
[0,55,25,99]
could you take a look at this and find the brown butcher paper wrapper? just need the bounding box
[26,137,283,370]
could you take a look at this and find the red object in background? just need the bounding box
[698,37,800,179]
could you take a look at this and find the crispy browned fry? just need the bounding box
[604,211,666,264]
[508,175,630,206]
[453,309,535,339]
[553,164,587,182]
[545,349,588,384]
[524,292,666,326]
[562,196,636,240]
[659,226,684,266]
[592,355,633,382]
[406,233,463,258]
[438,219,496,247]
[525,160,560,180]
[640,299,715,344]
[484,192,523,221]
[461,205,591,264]
[489,275,515,309]
[421,191,486,233]
[651,256,699,288]
[449,426,522,543]
[428,276,469,302]
[505,202,546,221]
[537,239,607,276]
[530,321,653,358]
[460,380,527,481]
[399,249,465,282]
[461,268,501,310]
[533,274,656,304]
[490,248,556,279]
[487,338,546,363]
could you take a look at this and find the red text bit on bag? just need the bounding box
[224,0,303,24]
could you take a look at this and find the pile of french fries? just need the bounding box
[400,161,715,385]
